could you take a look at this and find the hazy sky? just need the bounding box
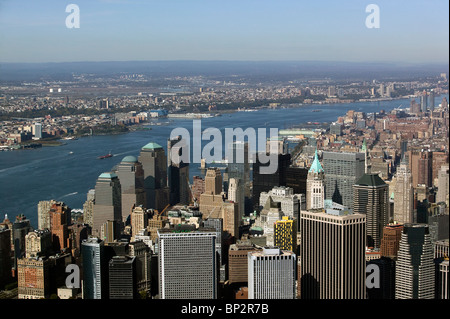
[0,0,448,63]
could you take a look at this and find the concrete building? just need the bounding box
[115,155,146,223]
[393,162,414,224]
[158,227,217,299]
[248,247,296,299]
[92,172,122,241]
[322,151,365,208]
[81,237,108,299]
[167,136,190,205]
[300,209,366,299]
[306,150,325,210]
[353,173,390,249]
[109,255,137,299]
[395,224,435,299]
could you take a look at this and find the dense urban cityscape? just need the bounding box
[0,1,448,313]
[0,68,448,303]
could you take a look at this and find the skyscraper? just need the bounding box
[138,142,169,211]
[0,228,12,288]
[228,177,244,223]
[37,199,57,231]
[49,202,71,252]
[393,162,414,224]
[200,168,224,218]
[274,216,297,253]
[380,223,404,259]
[436,165,449,205]
[81,237,108,299]
[395,224,435,299]
[353,173,390,249]
[227,141,251,214]
[115,155,146,223]
[92,172,122,241]
[109,256,137,299]
[300,209,366,299]
[306,150,325,210]
[167,136,190,206]
[158,227,217,299]
[322,151,365,208]
[130,205,149,241]
[248,247,296,299]
[259,186,303,221]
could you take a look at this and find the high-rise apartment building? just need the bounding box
[395,224,435,299]
[353,173,389,249]
[248,247,296,299]
[158,227,217,299]
[92,172,122,241]
[322,151,365,208]
[115,155,146,223]
[300,209,366,299]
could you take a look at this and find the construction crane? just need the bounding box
[157,204,171,217]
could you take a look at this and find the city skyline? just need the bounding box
[0,0,448,64]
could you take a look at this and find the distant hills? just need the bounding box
[0,60,448,82]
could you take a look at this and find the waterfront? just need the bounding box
[0,97,444,228]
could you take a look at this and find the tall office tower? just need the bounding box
[330,122,343,136]
[37,199,57,230]
[274,216,297,253]
[228,240,260,284]
[436,165,449,205]
[203,218,225,281]
[130,205,148,241]
[92,172,122,241]
[200,168,224,218]
[81,237,108,299]
[167,136,190,205]
[115,156,146,223]
[12,214,33,273]
[192,176,205,204]
[0,228,12,288]
[353,173,389,249]
[228,177,244,223]
[432,152,448,185]
[83,189,95,227]
[438,259,449,300]
[248,247,296,299]
[259,186,303,221]
[408,149,433,188]
[227,141,250,193]
[158,227,217,299]
[306,150,325,210]
[49,202,71,252]
[300,209,366,299]
[420,91,427,112]
[285,166,308,195]
[25,229,52,258]
[138,142,169,211]
[109,256,137,299]
[129,241,152,294]
[17,256,50,299]
[395,224,435,299]
[221,201,239,239]
[380,223,404,259]
[393,162,414,224]
[322,151,365,208]
[429,90,435,111]
[442,97,449,109]
[366,257,396,299]
[252,153,291,208]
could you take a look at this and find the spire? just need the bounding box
[309,149,324,173]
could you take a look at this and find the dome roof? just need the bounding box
[121,155,138,163]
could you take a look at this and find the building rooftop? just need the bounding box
[142,142,163,150]
[121,155,138,163]
[308,149,324,173]
[99,172,118,179]
[355,173,386,187]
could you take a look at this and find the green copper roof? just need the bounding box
[355,173,386,187]
[142,142,163,150]
[121,155,138,163]
[361,139,367,152]
[309,149,324,173]
[99,172,117,179]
